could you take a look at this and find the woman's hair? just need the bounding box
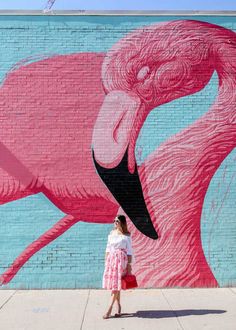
[116,215,131,235]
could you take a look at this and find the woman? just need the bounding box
[102,214,133,319]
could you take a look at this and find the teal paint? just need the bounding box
[0,193,113,289]
[201,148,236,287]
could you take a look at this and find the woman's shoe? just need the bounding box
[114,303,121,317]
[103,307,112,319]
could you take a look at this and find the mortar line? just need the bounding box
[0,290,18,311]
[80,289,90,330]
[161,289,185,330]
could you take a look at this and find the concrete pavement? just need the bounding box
[0,288,236,330]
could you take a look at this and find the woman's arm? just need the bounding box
[127,254,132,274]
[126,236,133,274]
[104,232,112,261]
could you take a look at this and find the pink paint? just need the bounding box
[1,20,236,287]
[126,20,236,287]
[92,90,141,172]
[0,52,118,219]
[0,53,120,284]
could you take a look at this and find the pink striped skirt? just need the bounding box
[102,248,128,291]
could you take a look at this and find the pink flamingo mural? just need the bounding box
[0,20,236,286]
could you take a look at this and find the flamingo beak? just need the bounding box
[92,91,158,240]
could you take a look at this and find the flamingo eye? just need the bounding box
[137,66,150,81]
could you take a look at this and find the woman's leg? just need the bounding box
[117,290,120,304]
[110,290,119,310]
[114,291,121,317]
[103,290,119,318]
[117,291,121,314]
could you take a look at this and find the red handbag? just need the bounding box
[121,274,138,290]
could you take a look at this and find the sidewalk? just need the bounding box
[0,288,235,330]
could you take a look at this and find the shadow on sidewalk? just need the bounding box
[117,309,226,319]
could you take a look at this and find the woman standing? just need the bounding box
[102,214,133,319]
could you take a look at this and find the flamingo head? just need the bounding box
[92,20,215,239]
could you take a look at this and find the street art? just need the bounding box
[0,19,236,287]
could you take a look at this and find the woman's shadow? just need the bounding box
[117,309,226,319]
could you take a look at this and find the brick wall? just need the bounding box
[0,14,235,289]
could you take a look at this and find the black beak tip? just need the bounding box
[92,148,159,240]
[135,216,158,240]
[144,228,158,240]
[149,231,158,240]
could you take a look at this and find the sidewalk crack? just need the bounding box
[0,290,17,311]
[161,290,185,330]
[80,290,90,330]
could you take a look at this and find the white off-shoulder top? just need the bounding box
[105,230,133,255]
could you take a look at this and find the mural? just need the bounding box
[0,17,235,288]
